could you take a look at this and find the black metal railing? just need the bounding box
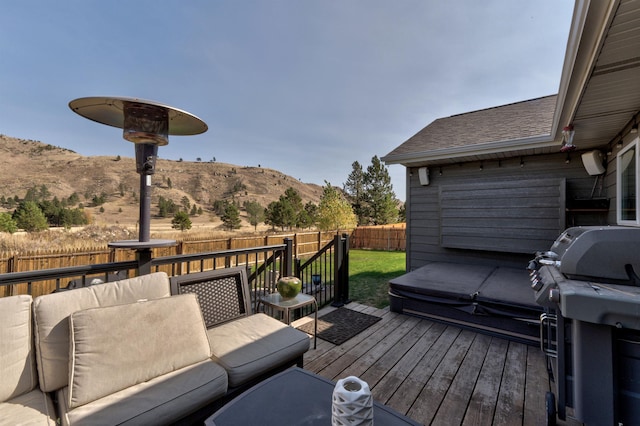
[295,233,349,310]
[152,240,292,313]
[0,236,350,313]
[0,261,139,295]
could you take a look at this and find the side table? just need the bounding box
[259,292,318,349]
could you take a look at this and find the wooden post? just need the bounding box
[225,238,232,268]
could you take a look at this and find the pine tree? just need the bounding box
[13,201,48,232]
[221,203,242,230]
[344,161,367,225]
[265,200,285,231]
[298,201,318,229]
[181,196,191,212]
[171,211,192,231]
[281,187,302,229]
[244,201,265,231]
[363,156,399,225]
[0,212,17,233]
[263,188,304,230]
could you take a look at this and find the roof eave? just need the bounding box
[382,134,556,166]
[552,0,619,137]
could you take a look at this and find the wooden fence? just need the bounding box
[0,231,340,275]
[349,223,406,251]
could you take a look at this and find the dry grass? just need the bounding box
[0,225,138,253]
[0,222,287,255]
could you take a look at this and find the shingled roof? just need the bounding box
[383,94,558,166]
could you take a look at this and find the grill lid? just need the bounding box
[555,226,640,284]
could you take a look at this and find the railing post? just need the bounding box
[8,255,15,296]
[283,238,293,277]
[294,258,301,278]
[341,233,351,304]
[331,233,344,307]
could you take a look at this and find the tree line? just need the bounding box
[191,155,402,232]
[0,185,90,233]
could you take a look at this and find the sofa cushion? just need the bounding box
[33,272,171,393]
[58,359,227,426]
[0,388,57,426]
[207,313,310,387]
[0,294,37,402]
[68,294,211,409]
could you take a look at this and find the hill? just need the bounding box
[0,135,324,232]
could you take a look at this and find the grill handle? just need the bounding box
[540,313,557,358]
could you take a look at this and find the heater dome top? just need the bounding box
[69,96,208,136]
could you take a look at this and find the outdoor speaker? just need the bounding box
[581,150,605,175]
[418,167,429,186]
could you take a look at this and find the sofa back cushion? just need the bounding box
[33,272,171,392]
[67,294,211,408]
[0,295,37,402]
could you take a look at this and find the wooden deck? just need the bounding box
[294,303,574,426]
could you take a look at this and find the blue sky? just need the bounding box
[1,1,574,201]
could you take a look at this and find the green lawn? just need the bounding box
[347,249,406,308]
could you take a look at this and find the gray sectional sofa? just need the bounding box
[0,271,311,425]
[0,294,57,425]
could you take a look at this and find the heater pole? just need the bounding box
[135,143,158,243]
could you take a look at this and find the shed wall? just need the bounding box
[406,151,613,271]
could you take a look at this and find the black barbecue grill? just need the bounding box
[529,226,640,426]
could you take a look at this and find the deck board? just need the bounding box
[462,337,508,426]
[494,342,527,425]
[408,329,477,423]
[371,321,447,404]
[296,303,565,426]
[359,319,434,391]
[432,333,491,425]
[524,349,549,426]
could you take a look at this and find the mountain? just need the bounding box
[0,134,324,230]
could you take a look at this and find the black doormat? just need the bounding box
[297,308,382,346]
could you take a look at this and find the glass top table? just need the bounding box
[258,292,318,349]
[205,367,420,426]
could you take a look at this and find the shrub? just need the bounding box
[0,212,17,233]
[13,201,48,232]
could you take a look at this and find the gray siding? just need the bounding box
[439,178,565,254]
[406,152,612,271]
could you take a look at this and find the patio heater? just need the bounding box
[69,97,207,274]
